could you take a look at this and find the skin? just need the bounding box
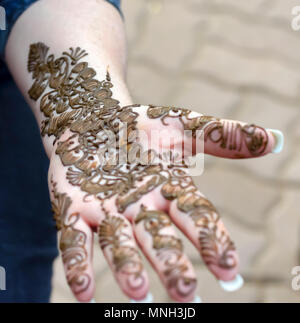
[4,0,277,303]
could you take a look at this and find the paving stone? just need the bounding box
[194,266,259,303]
[122,0,149,48]
[252,191,300,281]
[236,94,299,135]
[129,1,201,70]
[127,61,173,105]
[268,0,300,21]
[206,14,300,67]
[210,0,267,13]
[224,152,291,187]
[191,44,300,99]
[263,284,300,303]
[234,93,299,178]
[280,147,300,183]
[172,78,240,117]
[194,166,280,228]
[293,115,300,140]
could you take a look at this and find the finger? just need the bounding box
[144,106,283,159]
[194,119,283,159]
[98,212,150,301]
[59,213,95,302]
[133,204,197,302]
[163,181,242,290]
[50,179,95,302]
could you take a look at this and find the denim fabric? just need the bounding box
[0,0,122,303]
[0,62,57,303]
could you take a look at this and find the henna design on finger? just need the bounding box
[51,179,91,294]
[135,205,197,297]
[161,172,237,270]
[98,213,145,291]
[147,105,217,138]
[147,105,268,156]
[204,121,268,156]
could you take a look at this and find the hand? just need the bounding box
[48,103,283,303]
[28,43,284,302]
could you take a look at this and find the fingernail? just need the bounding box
[267,129,284,154]
[191,295,202,303]
[130,292,153,303]
[219,274,244,292]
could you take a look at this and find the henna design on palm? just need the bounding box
[28,43,276,302]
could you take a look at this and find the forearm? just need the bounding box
[5,0,132,157]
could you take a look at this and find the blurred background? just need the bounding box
[51,0,300,303]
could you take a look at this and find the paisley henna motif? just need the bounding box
[51,179,91,294]
[28,43,244,294]
[135,206,197,297]
[28,43,267,211]
[98,214,145,290]
[161,174,237,269]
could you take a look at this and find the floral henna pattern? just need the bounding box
[28,43,119,139]
[162,175,237,269]
[147,105,218,136]
[51,179,91,293]
[98,214,145,290]
[147,106,268,156]
[135,205,197,297]
[28,43,246,295]
[27,43,267,209]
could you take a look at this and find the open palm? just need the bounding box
[28,43,281,302]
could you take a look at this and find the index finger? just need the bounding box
[193,119,283,159]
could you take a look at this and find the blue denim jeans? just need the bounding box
[0,0,122,303]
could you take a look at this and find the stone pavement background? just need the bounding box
[51,0,300,303]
